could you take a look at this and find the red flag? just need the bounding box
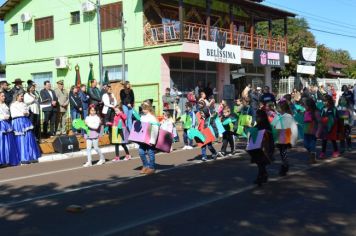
[75,64,81,88]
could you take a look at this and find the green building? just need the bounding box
[0,0,295,114]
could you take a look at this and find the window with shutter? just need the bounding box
[35,16,54,41]
[100,2,122,31]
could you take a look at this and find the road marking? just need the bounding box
[0,146,199,184]
[99,157,345,236]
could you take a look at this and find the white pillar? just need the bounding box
[265,66,272,88]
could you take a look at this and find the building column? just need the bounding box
[265,66,272,89]
[179,0,184,42]
[217,63,231,101]
[161,55,170,111]
[229,1,234,44]
[206,0,211,41]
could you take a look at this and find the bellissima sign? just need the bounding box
[253,49,285,68]
[199,40,241,64]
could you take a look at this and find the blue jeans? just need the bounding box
[183,129,193,146]
[201,143,216,158]
[139,144,156,169]
[82,109,88,120]
[304,134,316,152]
[70,109,81,132]
[123,105,133,131]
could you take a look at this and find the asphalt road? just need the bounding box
[0,139,356,236]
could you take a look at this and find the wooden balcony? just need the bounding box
[144,21,287,53]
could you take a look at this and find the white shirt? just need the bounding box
[85,115,101,130]
[0,103,10,120]
[102,93,117,115]
[10,101,29,118]
[24,92,40,115]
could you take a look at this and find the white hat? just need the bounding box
[257,87,262,90]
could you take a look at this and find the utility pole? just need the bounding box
[121,12,126,83]
[96,0,104,85]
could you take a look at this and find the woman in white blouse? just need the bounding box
[10,92,41,163]
[0,91,19,166]
[24,82,40,141]
[102,85,117,126]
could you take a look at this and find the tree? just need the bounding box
[0,61,5,74]
[256,18,317,77]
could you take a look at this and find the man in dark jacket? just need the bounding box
[260,86,276,105]
[40,80,58,137]
[88,79,102,106]
[10,78,25,102]
[0,80,13,106]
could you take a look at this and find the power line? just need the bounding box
[265,0,356,30]
[308,27,356,39]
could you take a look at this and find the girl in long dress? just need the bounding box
[0,91,19,166]
[10,92,41,163]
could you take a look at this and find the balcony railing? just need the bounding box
[144,21,287,53]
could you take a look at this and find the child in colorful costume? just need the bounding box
[319,95,339,158]
[218,107,237,157]
[303,98,321,164]
[181,102,196,150]
[111,104,131,162]
[337,96,353,153]
[197,107,217,161]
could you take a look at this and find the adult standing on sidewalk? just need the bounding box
[260,86,276,106]
[55,80,69,135]
[69,85,83,134]
[0,80,13,106]
[10,78,25,103]
[120,81,135,130]
[88,79,102,114]
[79,84,90,119]
[162,87,174,115]
[40,81,58,138]
[24,81,41,141]
[102,85,117,126]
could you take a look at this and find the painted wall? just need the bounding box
[4,0,144,64]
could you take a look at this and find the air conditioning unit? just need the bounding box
[82,1,96,13]
[54,57,69,69]
[21,12,32,23]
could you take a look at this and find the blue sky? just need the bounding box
[0,0,355,63]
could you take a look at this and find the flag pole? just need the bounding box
[96,0,104,86]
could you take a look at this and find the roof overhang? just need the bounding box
[220,0,296,21]
[0,0,22,21]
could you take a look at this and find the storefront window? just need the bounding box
[170,57,217,93]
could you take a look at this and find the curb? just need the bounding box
[38,143,139,163]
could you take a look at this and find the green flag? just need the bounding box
[87,62,94,93]
[74,64,81,88]
[103,70,109,85]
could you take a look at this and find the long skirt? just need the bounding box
[12,117,41,162]
[0,120,20,166]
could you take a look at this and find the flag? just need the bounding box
[103,70,109,85]
[75,64,81,88]
[87,62,94,93]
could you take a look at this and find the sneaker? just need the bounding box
[83,162,92,167]
[332,151,340,158]
[201,156,208,162]
[217,152,225,157]
[319,152,326,159]
[96,159,106,165]
[123,155,132,161]
[228,153,233,157]
[140,167,148,174]
[186,146,193,150]
[182,145,187,150]
[112,157,121,162]
[212,153,218,160]
[145,168,156,175]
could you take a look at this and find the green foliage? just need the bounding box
[0,61,5,74]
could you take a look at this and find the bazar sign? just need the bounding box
[199,40,241,64]
[253,49,285,67]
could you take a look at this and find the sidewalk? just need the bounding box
[38,143,138,162]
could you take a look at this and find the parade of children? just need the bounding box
[0,80,355,187]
